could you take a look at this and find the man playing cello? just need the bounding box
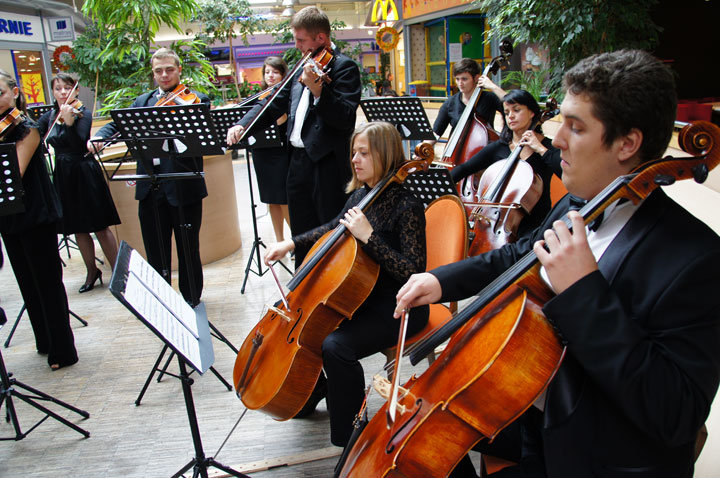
[396,49,720,477]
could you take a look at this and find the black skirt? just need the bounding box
[251,145,290,205]
[53,152,121,234]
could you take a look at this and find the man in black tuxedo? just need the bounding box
[396,50,720,477]
[227,6,361,266]
[88,48,208,307]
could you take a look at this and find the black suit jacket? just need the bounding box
[432,189,720,477]
[96,90,209,206]
[237,49,361,167]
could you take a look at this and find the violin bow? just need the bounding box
[43,81,79,144]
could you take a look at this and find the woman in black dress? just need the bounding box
[38,73,120,293]
[252,56,291,242]
[264,121,429,447]
[0,69,78,370]
[451,89,562,238]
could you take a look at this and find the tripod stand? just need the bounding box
[4,303,87,348]
[0,308,90,440]
[239,148,291,294]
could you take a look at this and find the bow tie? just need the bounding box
[567,195,604,232]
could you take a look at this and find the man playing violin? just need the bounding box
[396,49,720,477]
[226,6,362,267]
[88,48,209,307]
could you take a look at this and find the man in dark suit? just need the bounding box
[88,48,207,307]
[227,6,361,266]
[395,50,720,477]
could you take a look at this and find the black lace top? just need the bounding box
[37,105,91,157]
[293,181,426,298]
[0,115,61,234]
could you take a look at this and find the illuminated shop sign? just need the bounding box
[0,12,43,42]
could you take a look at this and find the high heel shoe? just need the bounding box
[79,269,103,293]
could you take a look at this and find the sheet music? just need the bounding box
[128,249,199,338]
[123,274,202,368]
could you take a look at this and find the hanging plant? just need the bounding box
[53,45,74,71]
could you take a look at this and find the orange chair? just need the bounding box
[550,174,568,206]
[383,194,468,371]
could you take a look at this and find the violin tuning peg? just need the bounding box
[653,174,675,186]
[692,163,709,183]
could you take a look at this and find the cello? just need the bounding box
[337,121,720,477]
[466,99,558,257]
[439,40,513,204]
[232,142,435,421]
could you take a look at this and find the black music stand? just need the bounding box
[0,143,87,349]
[211,106,291,294]
[360,97,436,141]
[109,242,247,478]
[403,166,458,208]
[0,148,90,440]
[108,104,236,402]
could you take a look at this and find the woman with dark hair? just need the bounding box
[37,73,120,292]
[0,69,78,370]
[252,56,291,243]
[451,89,561,237]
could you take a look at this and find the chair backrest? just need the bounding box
[550,174,568,206]
[424,194,468,271]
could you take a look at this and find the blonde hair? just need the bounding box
[290,6,331,36]
[346,122,405,192]
[151,48,181,67]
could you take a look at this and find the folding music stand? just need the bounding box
[108,104,236,402]
[0,143,87,349]
[0,149,90,440]
[403,166,458,208]
[110,241,247,478]
[210,106,291,294]
[360,97,436,141]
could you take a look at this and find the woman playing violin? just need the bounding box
[451,89,562,237]
[38,73,120,293]
[264,121,429,447]
[251,56,291,244]
[0,69,78,370]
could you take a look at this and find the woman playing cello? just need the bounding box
[264,121,429,446]
[452,89,561,238]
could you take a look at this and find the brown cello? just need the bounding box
[438,40,513,204]
[232,143,435,420]
[466,99,558,256]
[337,121,720,477]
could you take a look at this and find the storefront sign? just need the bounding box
[47,16,74,42]
[0,12,43,42]
[402,0,472,20]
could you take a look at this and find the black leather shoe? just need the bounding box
[79,269,103,293]
[293,375,328,418]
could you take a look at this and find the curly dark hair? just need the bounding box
[563,49,676,164]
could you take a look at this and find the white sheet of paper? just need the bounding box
[128,250,199,338]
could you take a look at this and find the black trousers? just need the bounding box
[286,147,350,267]
[2,223,77,366]
[138,191,203,305]
[322,295,428,447]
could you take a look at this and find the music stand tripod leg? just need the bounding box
[4,304,87,349]
[171,358,249,478]
[135,344,169,406]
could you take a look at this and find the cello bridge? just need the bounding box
[267,304,292,322]
[373,374,409,407]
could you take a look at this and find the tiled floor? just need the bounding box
[1,119,720,477]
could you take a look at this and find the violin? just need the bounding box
[336,121,720,478]
[466,99,558,257]
[232,142,435,421]
[440,39,513,203]
[299,46,334,85]
[155,84,200,106]
[0,108,23,141]
[57,98,84,123]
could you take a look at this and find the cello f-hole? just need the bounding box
[285,307,304,344]
[385,398,424,454]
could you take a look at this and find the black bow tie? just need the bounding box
[567,195,604,232]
